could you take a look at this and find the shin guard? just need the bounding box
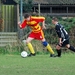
[46,44,54,54]
[27,43,35,54]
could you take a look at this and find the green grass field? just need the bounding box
[0,53,75,75]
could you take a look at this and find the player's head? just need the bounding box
[52,17,58,25]
[24,14,31,21]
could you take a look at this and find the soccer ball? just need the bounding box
[21,51,28,58]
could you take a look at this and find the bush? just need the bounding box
[44,16,75,46]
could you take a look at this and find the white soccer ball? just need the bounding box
[21,51,28,58]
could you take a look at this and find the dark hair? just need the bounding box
[52,17,58,21]
[24,14,30,19]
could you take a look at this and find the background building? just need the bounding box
[32,0,75,16]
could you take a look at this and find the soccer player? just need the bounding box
[18,14,55,57]
[52,17,75,57]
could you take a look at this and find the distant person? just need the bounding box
[18,14,55,57]
[52,17,75,57]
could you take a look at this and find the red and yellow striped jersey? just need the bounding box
[20,16,45,33]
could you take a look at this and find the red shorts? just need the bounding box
[29,30,45,40]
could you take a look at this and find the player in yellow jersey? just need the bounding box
[18,14,55,57]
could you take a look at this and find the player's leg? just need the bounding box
[64,39,75,52]
[42,38,55,56]
[66,44,75,52]
[39,30,55,57]
[55,40,68,57]
[55,39,68,57]
[55,45,61,57]
[26,37,36,56]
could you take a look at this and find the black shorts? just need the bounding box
[58,39,69,47]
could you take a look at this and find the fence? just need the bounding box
[1,5,17,32]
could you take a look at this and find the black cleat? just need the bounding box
[54,55,61,57]
[50,54,55,57]
[28,53,36,57]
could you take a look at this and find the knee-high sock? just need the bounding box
[56,49,61,57]
[69,46,75,52]
[27,43,35,54]
[46,44,54,54]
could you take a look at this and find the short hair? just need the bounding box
[24,14,30,19]
[52,17,58,21]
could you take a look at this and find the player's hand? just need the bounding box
[42,25,46,29]
[18,21,21,25]
[18,21,22,28]
[59,41,63,46]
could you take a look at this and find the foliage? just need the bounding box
[45,16,52,24]
[23,0,33,13]
[14,0,33,13]
[44,16,75,46]
[0,40,48,55]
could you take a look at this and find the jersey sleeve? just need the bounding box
[20,20,27,29]
[32,16,45,22]
[55,25,62,38]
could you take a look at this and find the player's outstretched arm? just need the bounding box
[18,21,22,28]
[18,20,27,29]
[42,21,46,29]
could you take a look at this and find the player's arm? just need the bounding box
[32,16,45,22]
[37,16,45,22]
[36,17,46,29]
[42,20,46,29]
[56,25,62,45]
[59,38,62,46]
[18,20,27,29]
[32,16,46,29]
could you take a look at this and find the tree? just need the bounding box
[23,0,33,13]
[14,0,33,13]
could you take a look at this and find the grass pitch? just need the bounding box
[0,53,75,75]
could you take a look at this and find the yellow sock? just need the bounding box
[46,44,54,54]
[27,43,35,54]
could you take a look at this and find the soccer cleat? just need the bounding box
[54,55,61,57]
[50,54,55,57]
[28,53,36,57]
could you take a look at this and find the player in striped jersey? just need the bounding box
[18,14,55,57]
[52,17,75,57]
